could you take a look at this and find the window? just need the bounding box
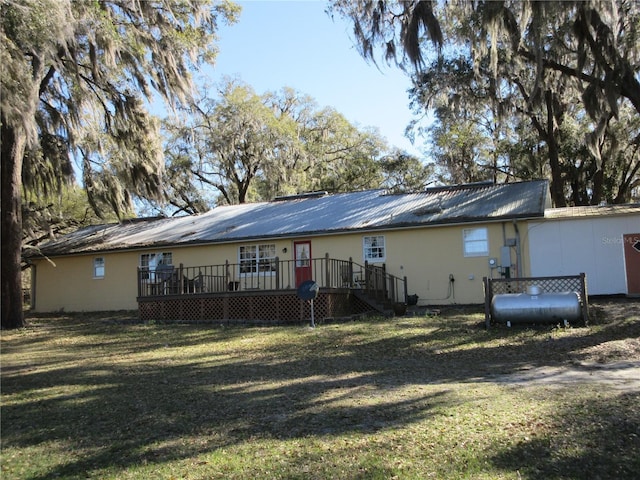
[363,235,386,262]
[463,228,489,257]
[140,252,173,279]
[295,243,310,267]
[93,257,105,278]
[239,244,276,275]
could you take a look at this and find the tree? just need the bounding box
[22,184,120,258]
[331,1,640,118]
[163,81,304,206]
[379,150,434,192]
[301,110,386,194]
[1,0,239,329]
[161,80,392,209]
[409,56,518,185]
[332,1,640,205]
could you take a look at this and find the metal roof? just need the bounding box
[29,180,549,257]
[543,203,640,220]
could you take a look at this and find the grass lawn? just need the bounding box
[1,300,639,479]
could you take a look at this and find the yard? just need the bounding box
[1,299,639,479]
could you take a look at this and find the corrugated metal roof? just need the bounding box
[543,203,640,219]
[29,180,549,257]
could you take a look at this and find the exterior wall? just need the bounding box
[378,221,527,305]
[526,214,640,295]
[32,220,530,312]
[32,251,141,312]
[285,220,527,306]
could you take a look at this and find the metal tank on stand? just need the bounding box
[490,285,582,325]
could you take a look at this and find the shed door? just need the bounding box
[294,241,312,287]
[623,233,640,296]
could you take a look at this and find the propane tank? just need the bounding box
[491,287,581,324]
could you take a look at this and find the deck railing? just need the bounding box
[137,255,408,305]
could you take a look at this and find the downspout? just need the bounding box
[513,220,522,278]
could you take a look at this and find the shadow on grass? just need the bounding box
[2,300,638,479]
[489,391,640,479]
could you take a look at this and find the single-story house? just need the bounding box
[526,204,640,296]
[26,180,553,321]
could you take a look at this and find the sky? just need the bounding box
[192,0,425,157]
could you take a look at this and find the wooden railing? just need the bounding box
[137,255,408,305]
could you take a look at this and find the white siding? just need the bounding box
[528,214,640,295]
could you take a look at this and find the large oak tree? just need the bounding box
[1,0,239,329]
[160,79,415,211]
[331,0,640,205]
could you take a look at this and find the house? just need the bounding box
[26,180,552,321]
[526,204,640,296]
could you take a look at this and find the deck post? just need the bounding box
[580,272,589,325]
[382,263,388,301]
[348,257,354,288]
[403,276,408,304]
[325,253,330,288]
[364,260,370,296]
[179,263,184,294]
[483,277,492,328]
[275,256,280,290]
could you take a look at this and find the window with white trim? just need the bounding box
[239,244,276,275]
[363,235,386,262]
[463,228,489,257]
[93,257,105,278]
[140,252,173,279]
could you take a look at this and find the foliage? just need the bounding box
[379,150,434,192]
[22,184,120,261]
[330,0,640,205]
[160,79,423,211]
[3,0,239,212]
[1,0,239,328]
[2,301,638,479]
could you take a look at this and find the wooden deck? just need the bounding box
[137,257,408,324]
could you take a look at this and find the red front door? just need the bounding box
[294,241,312,287]
[623,233,640,295]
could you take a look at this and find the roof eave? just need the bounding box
[28,212,545,259]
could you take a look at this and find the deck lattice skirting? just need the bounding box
[138,289,373,324]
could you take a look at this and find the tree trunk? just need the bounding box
[590,168,604,205]
[1,123,26,329]
[547,139,566,207]
[544,91,567,207]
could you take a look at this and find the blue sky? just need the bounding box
[196,0,425,156]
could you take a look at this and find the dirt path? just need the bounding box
[491,299,640,391]
[496,360,640,391]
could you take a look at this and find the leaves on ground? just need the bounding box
[1,300,638,479]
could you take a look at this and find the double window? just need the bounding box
[140,252,173,279]
[239,244,276,275]
[363,235,386,262]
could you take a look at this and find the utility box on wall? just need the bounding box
[500,246,512,274]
